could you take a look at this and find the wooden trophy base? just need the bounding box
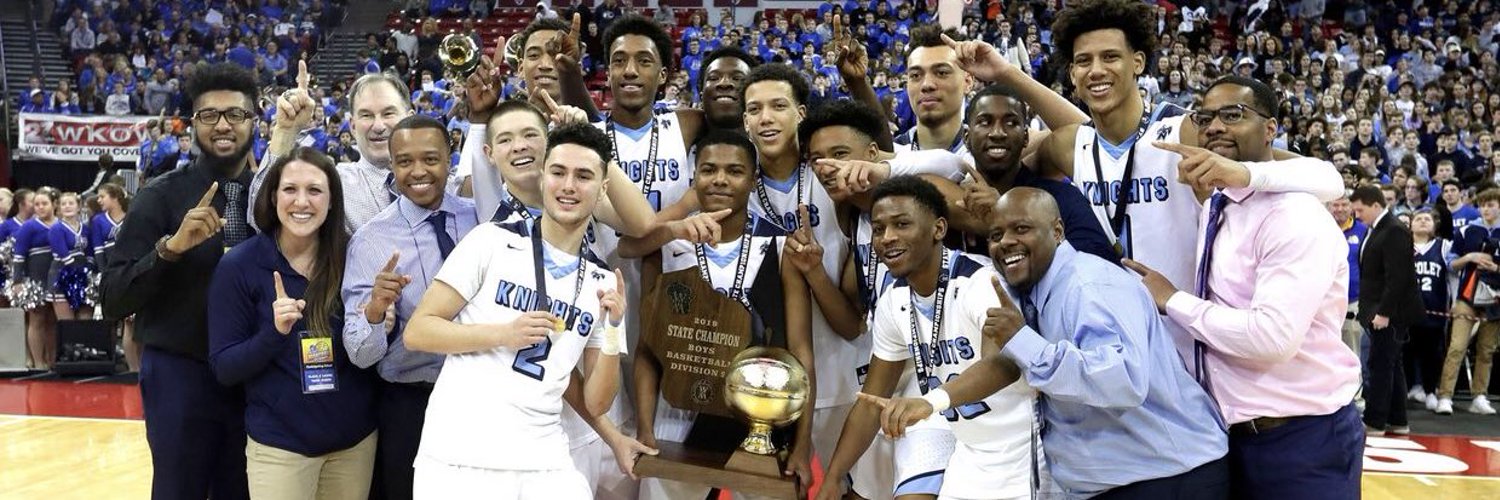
[634,440,799,498]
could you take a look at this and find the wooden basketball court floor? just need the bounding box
[1,380,1498,499]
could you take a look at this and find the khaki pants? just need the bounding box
[1341,303,1363,359]
[246,432,377,500]
[1438,302,1500,398]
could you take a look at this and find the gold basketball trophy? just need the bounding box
[635,265,808,498]
[437,32,481,83]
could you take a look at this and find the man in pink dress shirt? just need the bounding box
[1123,76,1364,499]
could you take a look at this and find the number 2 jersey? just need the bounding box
[870,249,1035,499]
[419,220,621,471]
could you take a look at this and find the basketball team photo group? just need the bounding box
[1,0,1498,499]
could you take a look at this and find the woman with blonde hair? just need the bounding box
[49,192,93,321]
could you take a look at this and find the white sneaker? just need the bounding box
[1436,398,1454,415]
[1469,396,1497,415]
[1408,386,1427,403]
[1426,393,1439,411]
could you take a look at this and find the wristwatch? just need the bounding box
[155,235,182,262]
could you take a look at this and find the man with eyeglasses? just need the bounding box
[1122,76,1363,498]
[102,63,260,500]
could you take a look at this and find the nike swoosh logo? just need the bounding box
[672,251,688,257]
[506,244,523,251]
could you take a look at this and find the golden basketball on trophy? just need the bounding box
[724,347,809,456]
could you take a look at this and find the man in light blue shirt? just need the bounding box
[868,188,1228,499]
[342,115,476,499]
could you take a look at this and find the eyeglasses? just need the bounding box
[1189,104,1273,128]
[193,108,255,125]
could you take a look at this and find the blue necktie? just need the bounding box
[1193,192,1230,390]
[428,210,454,259]
[1020,293,1039,332]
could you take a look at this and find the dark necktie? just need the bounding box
[384,172,398,204]
[428,210,454,259]
[222,180,250,248]
[1020,293,1039,332]
[1193,192,1230,392]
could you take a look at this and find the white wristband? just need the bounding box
[921,388,952,413]
[600,324,622,356]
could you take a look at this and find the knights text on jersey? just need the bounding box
[748,165,861,407]
[418,222,619,471]
[1069,109,1201,293]
[870,250,1034,498]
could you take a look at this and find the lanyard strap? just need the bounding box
[694,215,758,311]
[607,115,660,199]
[1088,109,1153,239]
[529,218,587,313]
[756,164,804,233]
[908,250,951,386]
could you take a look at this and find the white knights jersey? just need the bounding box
[574,113,693,443]
[419,221,620,471]
[871,250,1035,499]
[651,214,788,442]
[1070,104,1201,293]
[748,164,860,408]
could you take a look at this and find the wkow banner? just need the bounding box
[17,113,154,162]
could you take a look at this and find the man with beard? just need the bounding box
[1124,76,1362,497]
[102,62,258,500]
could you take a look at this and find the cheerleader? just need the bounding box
[0,188,35,306]
[90,184,136,371]
[11,188,59,370]
[49,192,92,321]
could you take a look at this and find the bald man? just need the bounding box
[874,189,1228,498]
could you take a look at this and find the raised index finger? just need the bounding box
[1151,141,1202,157]
[833,14,843,39]
[382,252,401,273]
[960,160,988,188]
[990,275,1016,309]
[797,204,812,233]
[273,271,288,299]
[197,181,220,208]
[570,12,581,42]
[296,59,309,93]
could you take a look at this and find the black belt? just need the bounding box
[1229,415,1299,436]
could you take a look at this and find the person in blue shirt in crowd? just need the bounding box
[208,147,377,499]
[870,188,1229,499]
[19,90,55,114]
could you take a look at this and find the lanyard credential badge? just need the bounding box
[299,331,338,394]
